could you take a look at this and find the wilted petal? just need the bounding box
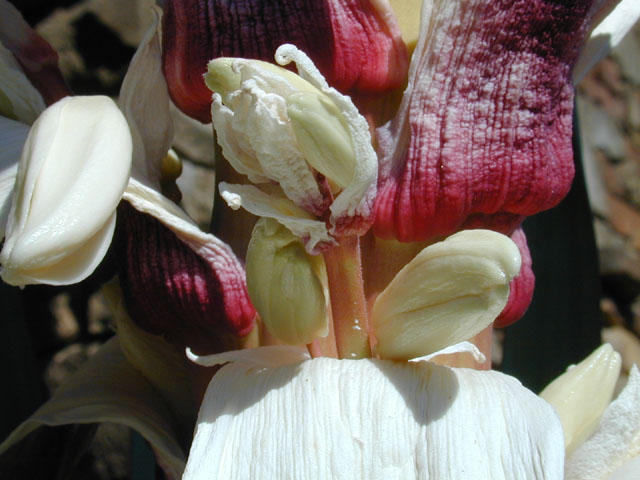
[0,116,29,239]
[184,349,564,479]
[573,0,640,84]
[565,365,640,480]
[540,343,621,455]
[162,0,408,122]
[119,179,256,351]
[219,182,334,253]
[375,0,598,242]
[0,0,69,106]
[0,338,186,480]
[372,230,521,360]
[0,96,132,286]
[118,8,173,190]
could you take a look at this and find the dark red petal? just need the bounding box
[374,0,597,242]
[114,202,256,353]
[162,0,408,122]
[495,227,534,328]
[0,1,70,105]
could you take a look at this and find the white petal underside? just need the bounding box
[184,355,563,480]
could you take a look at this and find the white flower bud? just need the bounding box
[246,218,329,345]
[372,229,521,360]
[540,343,621,455]
[0,96,132,285]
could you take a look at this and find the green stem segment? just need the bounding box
[323,235,371,359]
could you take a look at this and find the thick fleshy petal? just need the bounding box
[184,350,564,479]
[118,179,256,351]
[372,230,521,360]
[573,0,640,84]
[0,0,69,106]
[374,0,598,242]
[494,227,534,327]
[565,365,640,480]
[0,116,29,239]
[0,96,132,286]
[118,8,173,190]
[0,338,186,480]
[540,343,621,455]
[162,0,408,122]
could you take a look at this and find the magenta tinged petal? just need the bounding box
[162,0,408,122]
[494,227,534,328]
[115,202,255,353]
[374,0,598,242]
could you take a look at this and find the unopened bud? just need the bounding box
[246,217,329,345]
[372,229,521,360]
[540,343,621,455]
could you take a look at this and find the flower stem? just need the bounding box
[323,235,371,359]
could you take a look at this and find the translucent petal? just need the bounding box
[0,115,29,238]
[0,338,186,480]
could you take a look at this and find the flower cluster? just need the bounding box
[1,0,640,479]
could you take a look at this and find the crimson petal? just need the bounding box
[374,0,598,242]
[162,0,408,122]
[114,202,256,354]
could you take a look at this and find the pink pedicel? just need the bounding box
[115,203,256,353]
[374,0,597,242]
[162,0,408,122]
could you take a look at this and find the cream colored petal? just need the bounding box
[0,115,29,238]
[573,0,640,84]
[218,182,334,253]
[566,365,640,480]
[276,44,378,235]
[607,455,640,480]
[118,7,173,190]
[187,345,310,369]
[0,96,132,285]
[0,338,186,480]
[0,40,45,124]
[372,229,521,360]
[184,355,563,479]
[409,340,486,364]
[540,343,621,455]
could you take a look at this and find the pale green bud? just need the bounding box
[204,58,241,104]
[287,92,355,189]
[246,218,329,345]
[371,229,521,360]
[540,343,621,455]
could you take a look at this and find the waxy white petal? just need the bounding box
[540,343,621,455]
[0,338,186,480]
[118,8,173,190]
[565,365,640,480]
[573,0,640,84]
[0,115,29,238]
[184,351,564,479]
[0,96,132,285]
[372,230,521,360]
[218,182,334,253]
[0,40,45,124]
